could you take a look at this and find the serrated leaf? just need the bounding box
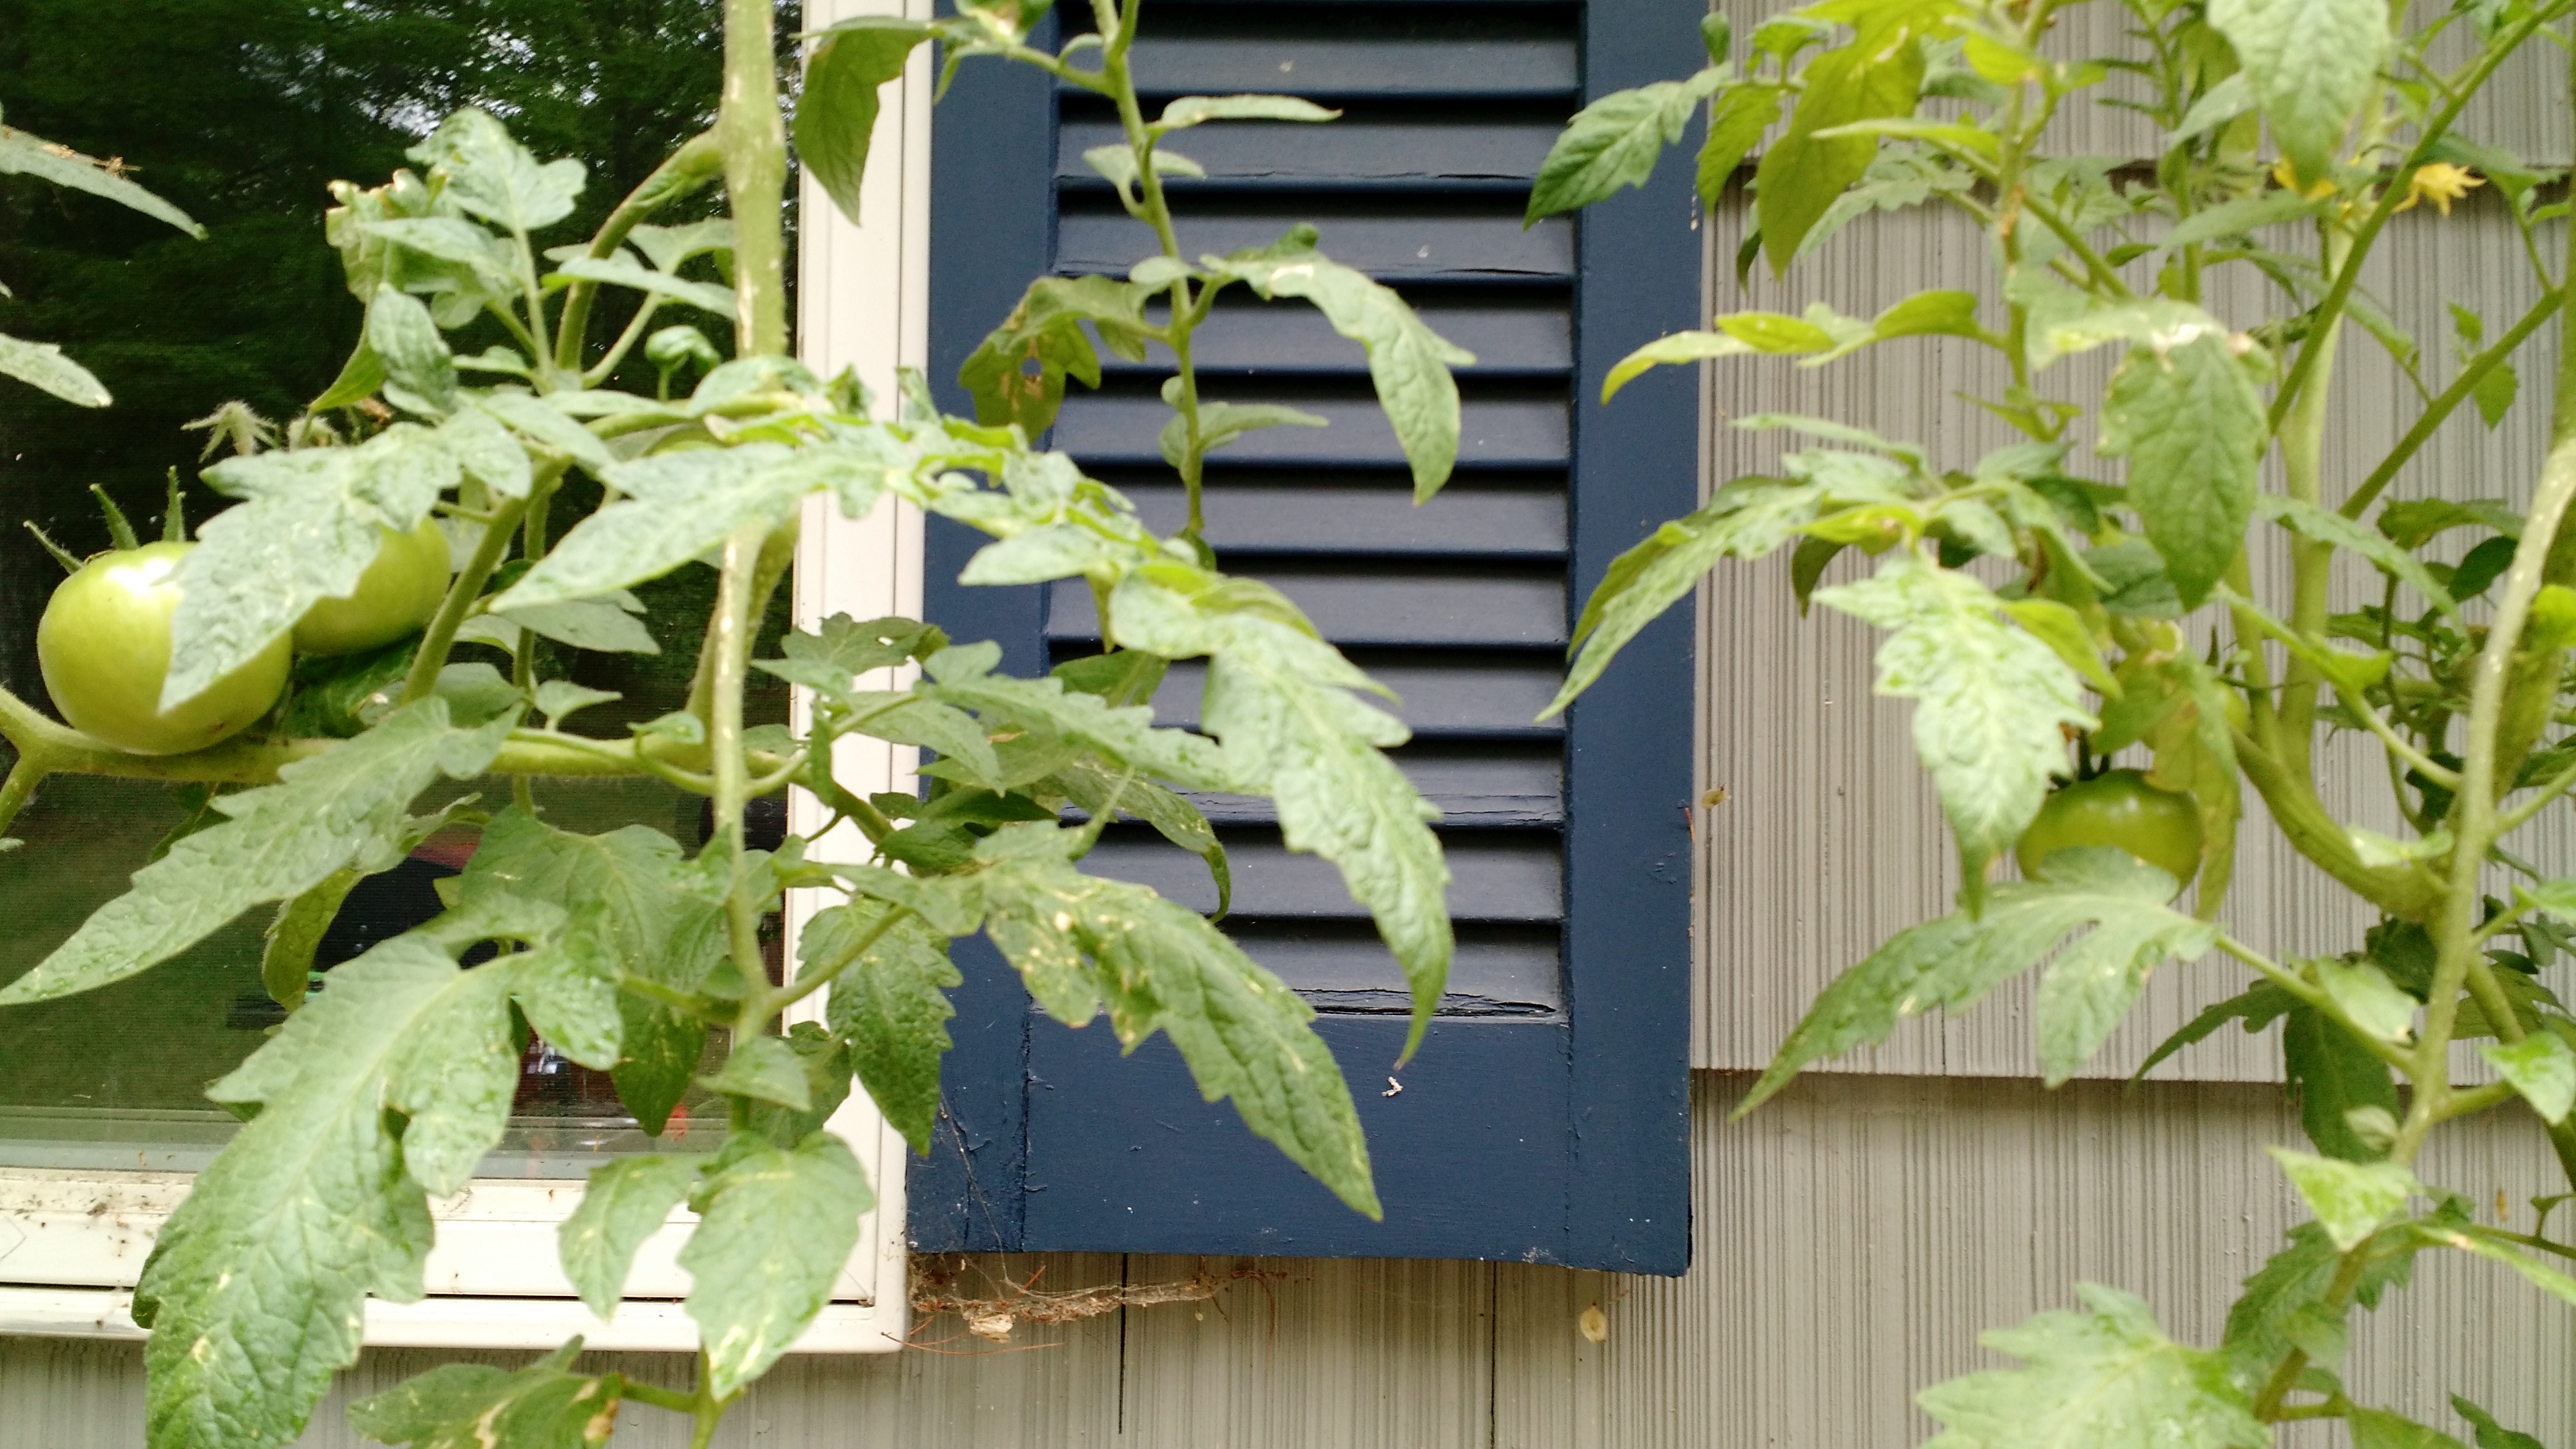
[1918,1284,2268,1448]
[681,1133,872,1398]
[141,928,570,1449]
[1744,850,2216,1110]
[2207,0,2387,183]
[957,274,1149,433]
[2169,73,2256,146]
[2472,359,2519,429]
[2349,1409,2470,1449]
[497,444,817,609]
[1052,757,1231,917]
[1525,70,1724,224]
[534,680,622,726]
[500,594,662,655]
[2479,1034,2576,1123]
[762,613,944,687]
[368,287,458,415]
[2271,1147,2420,1250]
[346,1343,620,1448]
[557,1155,699,1320]
[921,643,1239,790]
[2451,1396,2549,1449]
[700,1033,816,1112]
[261,868,361,1014]
[0,702,513,1006]
[2285,1003,2402,1161]
[2099,334,2264,609]
[1816,561,2094,902]
[2407,1219,2576,1307]
[810,899,958,1154]
[2312,955,2416,1042]
[796,17,934,225]
[973,824,1378,1214]
[2258,495,2454,616]
[456,809,726,1131]
[1164,399,1329,469]
[2161,191,2329,251]
[0,329,111,405]
[0,124,203,234]
[476,390,619,477]
[1205,231,1474,497]
[2223,1220,2416,1378]
[551,254,736,319]
[1550,477,1826,712]
[1697,84,1785,209]
[1155,94,1341,130]
[2004,599,2119,695]
[170,427,459,708]
[1601,329,1768,401]
[1112,573,1451,1061]
[409,108,585,233]
[1755,19,1936,272]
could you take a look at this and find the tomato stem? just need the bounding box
[401,495,531,707]
[0,752,45,841]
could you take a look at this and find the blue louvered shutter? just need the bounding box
[916,0,1700,1273]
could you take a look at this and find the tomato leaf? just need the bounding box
[0,700,515,1006]
[681,1132,874,1399]
[494,444,829,610]
[1111,570,1450,1063]
[168,425,461,710]
[1153,94,1341,131]
[957,274,1151,433]
[920,642,1239,790]
[2270,1147,2421,1251]
[2222,1220,2416,1380]
[0,123,203,235]
[797,17,936,226]
[809,899,958,1154]
[1815,560,2095,905]
[1743,849,2216,1110]
[2258,494,2456,616]
[1917,1284,2268,1448]
[137,912,594,1449]
[408,107,586,235]
[1754,17,1936,273]
[2451,1396,2550,1449]
[1549,477,1827,713]
[2348,1409,2471,1449]
[2284,1002,2402,1161]
[972,824,1380,1217]
[2479,1034,2576,1123]
[557,1155,700,1319]
[456,809,730,1133]
[1524,69,1726,224]
[0,329,110,406]
[2207,0,2387,183]
[346,1342,621,1449]
[1204,228,1475,498]
[1697,83,1783,209]
[2099,334,2265,609]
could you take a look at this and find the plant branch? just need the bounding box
[555,131,723,373]
[2341,288,2567,521]
[402,493,533,705]
[2214,934,2418,1071]
[767,899,910,1017]
[708,523,770,1041]
[0,752,42,840]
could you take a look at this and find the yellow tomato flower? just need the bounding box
[2395,162,2482,215]
[2270,157,2339,199]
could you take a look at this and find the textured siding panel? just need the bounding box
[7,1074,2565,1447]
[1689,185,2576,1078]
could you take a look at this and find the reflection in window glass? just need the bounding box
[0,0,795,1179]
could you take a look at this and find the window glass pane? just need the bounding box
[0,1,790,1181]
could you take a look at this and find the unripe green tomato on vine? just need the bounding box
[2014,768,2203,897]
[38,541,291,755]
[292,518,451,655]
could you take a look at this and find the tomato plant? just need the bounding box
[2016,768,2204,894]
[0,2,1474,1443]
[1535,0,2576,1439]
[290,518,450,656]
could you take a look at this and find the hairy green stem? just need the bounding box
[2253,1248,2372,1418]
[617,1379,698,1415]
[401,494,533,705]
[2273,226,2352,780]
[768,902,911,1017]
[718,0,789,357]
[708,523,770,1044]
[2214,934,2416,1071]
[0,752,42,840]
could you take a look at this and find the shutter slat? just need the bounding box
[1110,481,1567,557]
[1044,568,1568,648]
[1057,208,1572,280]
[1102,300,1572,375]
[1051,394,1567,468]
[1082,833,1563,920]
[1060,120,1557,187]
[1146,658,1569,739]
[1229,929,1562,1012]
[1116,37,1580,98]
[1180,745,1565,825]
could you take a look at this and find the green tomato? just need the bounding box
[37,540,291,756]
[2014,768,2204,895]
[292,518,451,656]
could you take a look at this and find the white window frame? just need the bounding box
[0,0,932,1354]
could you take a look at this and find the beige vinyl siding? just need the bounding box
[5,1073,2567,1446]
